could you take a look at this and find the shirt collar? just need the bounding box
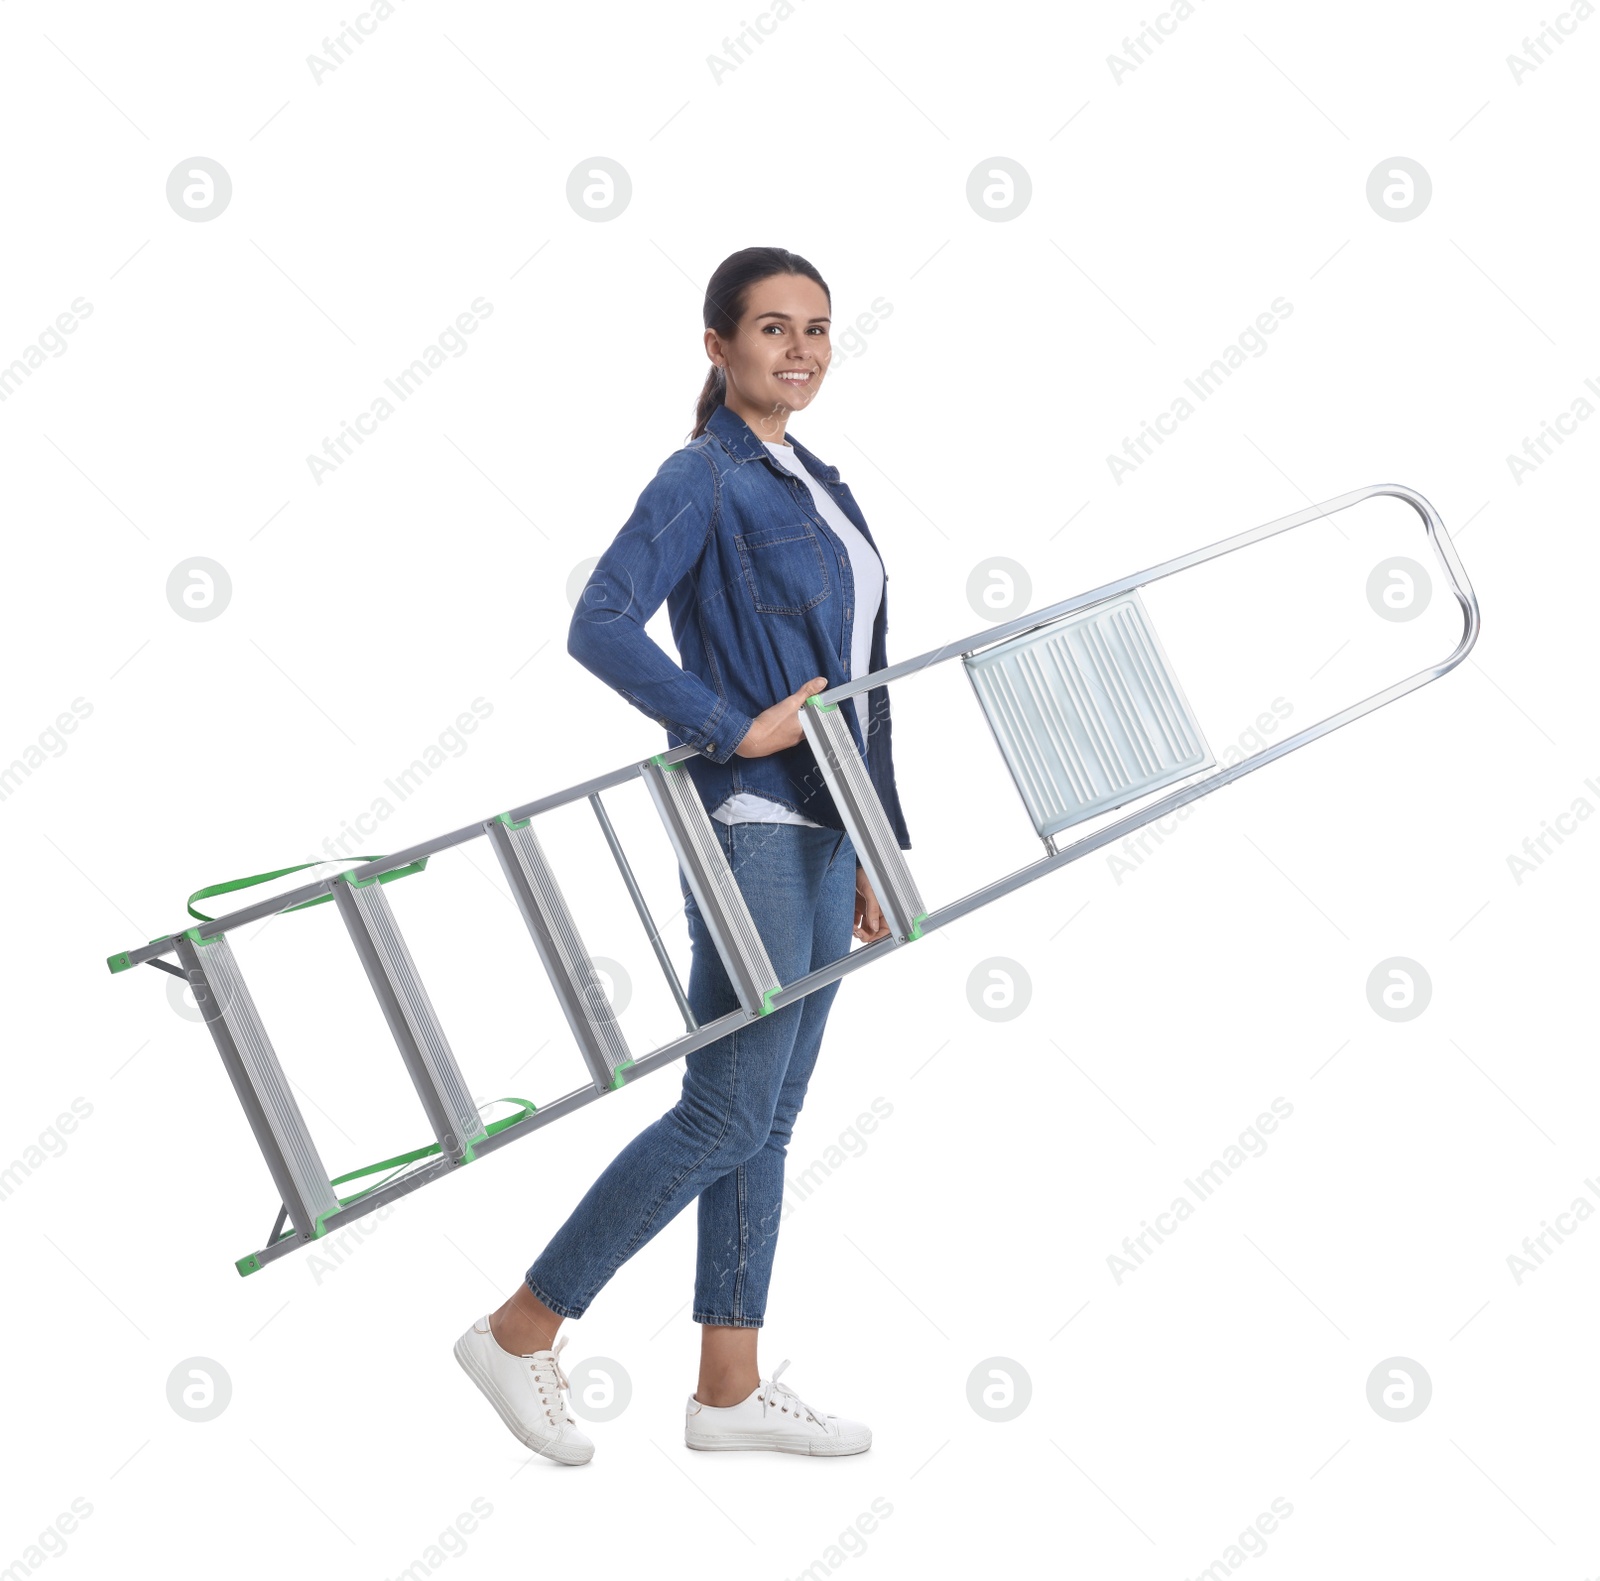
[703,402,841,484]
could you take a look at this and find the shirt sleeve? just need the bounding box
[567,446,755,765]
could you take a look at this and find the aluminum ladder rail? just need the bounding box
[107,483,1480,1277]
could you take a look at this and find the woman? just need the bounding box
[455,246,912,1465]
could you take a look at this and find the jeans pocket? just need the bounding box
[825,831,850,872]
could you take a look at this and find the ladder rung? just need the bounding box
[589,791,697,1035]
[331,873,485,1165]
[799,698,927,943]
[174,931,341,1238]
[486,813,633,1093]
[639,756,781,1017]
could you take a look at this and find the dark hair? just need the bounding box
[689,246,831,440]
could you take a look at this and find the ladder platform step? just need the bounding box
[964,590,1214,840]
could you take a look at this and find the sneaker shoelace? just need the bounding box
[757,1359,827,1428]
[527,1332,577,1429]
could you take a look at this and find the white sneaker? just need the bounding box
[685,1358,871,1456]
[453,1317,595,1466]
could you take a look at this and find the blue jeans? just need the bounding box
[524,820,857,1328]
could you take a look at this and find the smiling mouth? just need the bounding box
[774,370,815,386]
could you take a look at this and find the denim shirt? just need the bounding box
[568,402,912,850]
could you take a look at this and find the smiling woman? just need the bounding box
[453,246,908,1467]
[692,260,833,436]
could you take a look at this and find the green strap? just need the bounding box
[187,854,428,924]
[321,1098,539,1213]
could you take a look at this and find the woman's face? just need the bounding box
[705,272,831,439]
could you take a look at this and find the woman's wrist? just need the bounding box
[722,710,757,760]
[733,731,769,759]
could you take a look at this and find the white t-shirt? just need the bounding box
[712,439,884,828]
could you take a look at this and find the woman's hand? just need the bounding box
[854,864,891,944]
[733,676,830,758]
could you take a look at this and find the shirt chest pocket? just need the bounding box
[733,522,833,615]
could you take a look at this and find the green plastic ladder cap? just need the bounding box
[806,694,839,713]
[610,1058,636,1090]
[649,752,679,772]
[496,811,532,830]
[235,1253,262,1278]
[908,913,928,941]
[107,952,132,975]
[761,985,781,1015]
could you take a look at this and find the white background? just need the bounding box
[2,0,1595,1577]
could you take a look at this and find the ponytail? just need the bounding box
[691,363,727,441]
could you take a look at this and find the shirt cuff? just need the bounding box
[696,696,754,764]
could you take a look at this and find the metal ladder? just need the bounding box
[106,483,1479,1277]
